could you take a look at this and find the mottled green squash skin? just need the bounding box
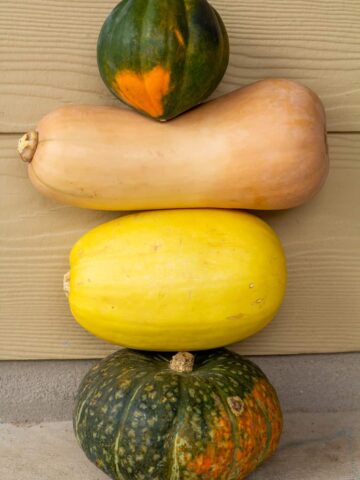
[97,0,229,120]
[73,349,282,480]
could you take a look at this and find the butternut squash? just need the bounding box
[18,79,328,210]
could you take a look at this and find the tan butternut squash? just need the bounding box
[18,79,328,210]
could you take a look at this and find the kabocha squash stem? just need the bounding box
[18,131,38,163]
[169,352,194,373]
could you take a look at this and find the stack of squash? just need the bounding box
[18,1,328,479]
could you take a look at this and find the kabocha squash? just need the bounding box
[18,79,328,211]
[64,209,286,351]
[74,348,283,480]
[97,0,229,120]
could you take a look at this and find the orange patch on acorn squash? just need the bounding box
[113,65,170,117]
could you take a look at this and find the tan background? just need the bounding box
[0,0,359,359]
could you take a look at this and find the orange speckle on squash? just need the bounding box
[234,395,268,477]
[186,411,234,478]
[174,29,185,47]
[113,65,170,118]
[233,379,283,478]
[251,379,283,456]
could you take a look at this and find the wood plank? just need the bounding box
[0,133,359,359]
[1,0,360,133]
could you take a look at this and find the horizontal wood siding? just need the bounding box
[0,0,359,358]
[1,134,359,358]
[0,0,359,132]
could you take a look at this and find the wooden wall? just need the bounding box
[1,0,359,359]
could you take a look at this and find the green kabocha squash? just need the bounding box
[97,0,229,120]
[74,349,282,480]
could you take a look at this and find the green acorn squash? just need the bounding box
[97,0,229,120]
[74,349,282,479]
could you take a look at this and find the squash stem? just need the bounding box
[18,131,38,163]
[170,352,194,373]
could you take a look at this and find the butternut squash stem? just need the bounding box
[63,272,70,298]
[170,352,194,373]
[18,131,38,163]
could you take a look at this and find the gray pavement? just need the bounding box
[1,412,359,479]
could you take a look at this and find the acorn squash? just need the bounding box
[97,0,229,120]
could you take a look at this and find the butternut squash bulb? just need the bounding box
[64,209,287,351]
[18,79,328,211]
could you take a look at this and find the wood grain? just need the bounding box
[1,0,360,133]
[0,133,359,359]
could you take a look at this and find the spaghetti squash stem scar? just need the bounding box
[18,131,38,163]
[63,271,70,297]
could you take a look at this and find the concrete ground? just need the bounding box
[1,353,359,423]
[1,412,359,479]
[1,353,359,479]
